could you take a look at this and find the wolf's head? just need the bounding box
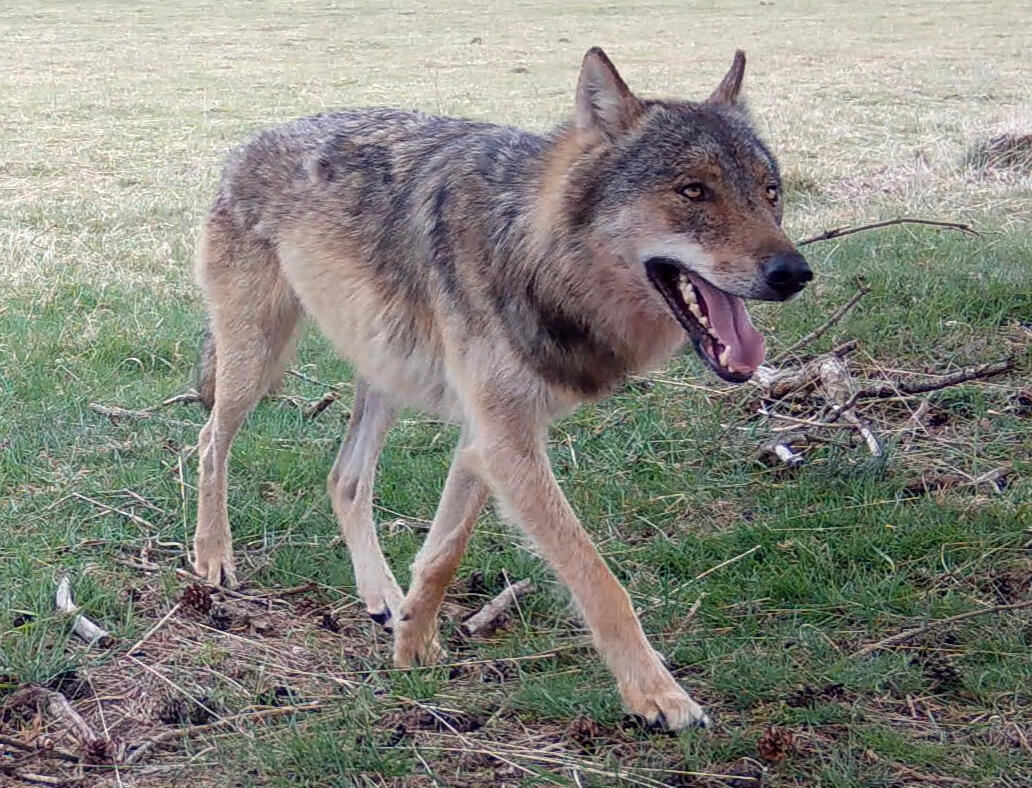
[563,48,811,383]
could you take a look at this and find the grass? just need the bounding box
[2,0,1031,785]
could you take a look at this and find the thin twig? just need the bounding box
[284,368,342,390]
[88,392,202,423]
[771,284,870,363]
[854,599,1032,657]
[71,492,156,531]
[798,217,979,246]
[693,545,761,583]
[125,603,181,656]
[864,747,975,785]
[680,596,705,629]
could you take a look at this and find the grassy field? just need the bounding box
[2,1,1031,785]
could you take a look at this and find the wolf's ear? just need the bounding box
[576,47,644,139]
[706,50,746,106]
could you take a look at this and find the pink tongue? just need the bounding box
[687,274,766,373]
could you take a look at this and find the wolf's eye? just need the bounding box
[765,185,779,203]
[680,183,709,202]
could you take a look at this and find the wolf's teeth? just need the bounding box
[718,346,731,368]
[678,278,697,305]
[677,278,711,328]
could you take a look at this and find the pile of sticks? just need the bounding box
[739,216,1024,469]
[754,340,1014,467]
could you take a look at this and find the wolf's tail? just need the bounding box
[195,322,217,412]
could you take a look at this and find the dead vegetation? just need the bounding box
[966,133,1032,175]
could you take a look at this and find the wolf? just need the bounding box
[191,48,811,729]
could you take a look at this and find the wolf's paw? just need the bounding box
[193,538,237,587]
[363,585,406,632]
[620,682,711,731]
[393,617,447,667]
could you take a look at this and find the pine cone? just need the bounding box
[181,583,213,613]
[757,726,794,764]
[921,653,962,689]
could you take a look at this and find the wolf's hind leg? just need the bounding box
[194,217,300,586]
[394,428,488,666]
[328,380,405,627]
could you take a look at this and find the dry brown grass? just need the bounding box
[4,0,1031,295]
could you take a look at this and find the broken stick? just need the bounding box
[303,391,338,418]
[462,579,535,636]
[56,576,113,648]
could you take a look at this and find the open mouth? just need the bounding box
[645,258,765,383]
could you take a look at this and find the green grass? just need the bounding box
[3,1,1032,786]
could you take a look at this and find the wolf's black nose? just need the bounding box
[763,251,812,299]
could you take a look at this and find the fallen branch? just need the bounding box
[853,598,1032,658]
[902,466,1012,496]
[2,771,74,786]
[56,576,113,648]
[756,350,1014,466]
[798,217,979,246]
[771,284,870,363]
[0,737,80,764]
[857,358,1015,398]
[87,403,152,421]
[462,579,535,636]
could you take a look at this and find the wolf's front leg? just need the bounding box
[474,416,710,730]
